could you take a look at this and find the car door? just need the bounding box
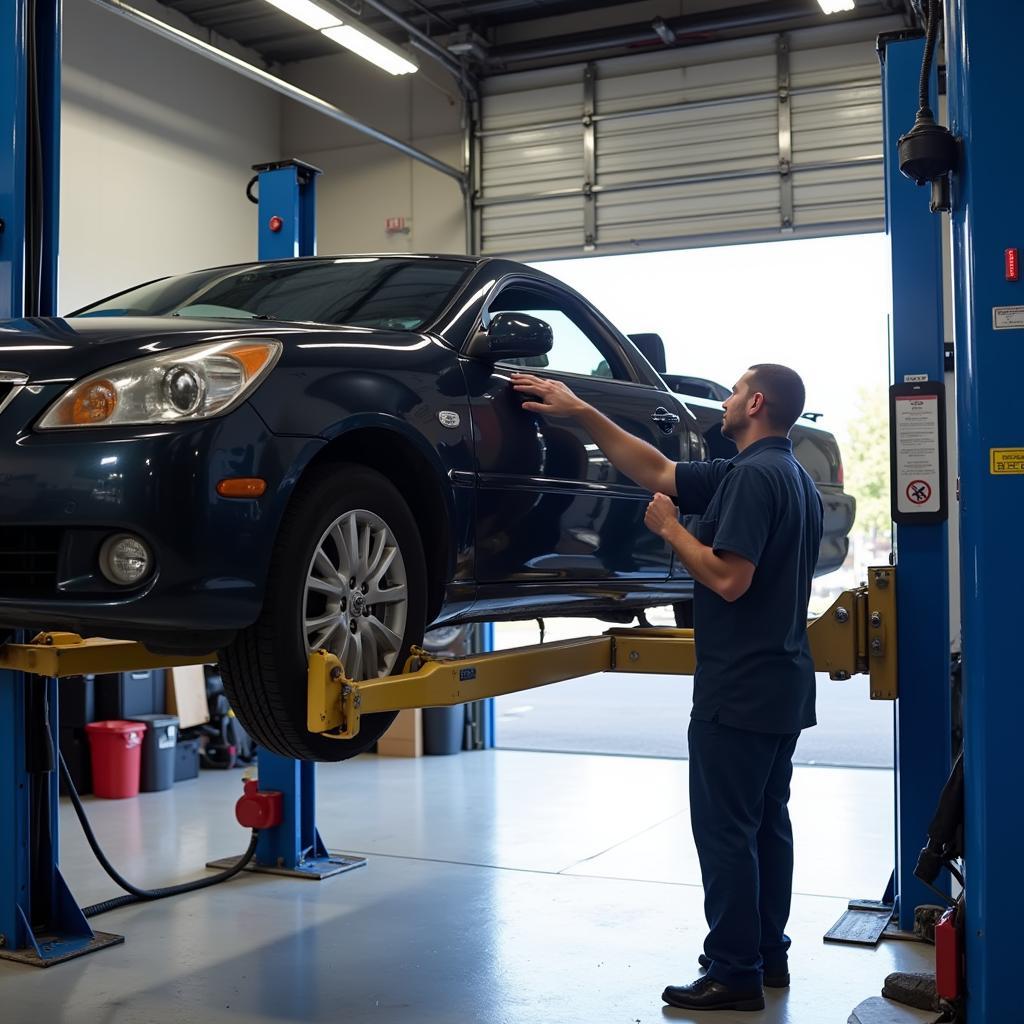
[461,278,688,584]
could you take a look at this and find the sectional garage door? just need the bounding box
[474,16,900,259]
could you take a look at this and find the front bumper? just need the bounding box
[0,386,323,648]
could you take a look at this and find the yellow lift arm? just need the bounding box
[0,567,896,743]
[310,566,897,742]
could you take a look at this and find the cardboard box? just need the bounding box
[376,708,422,758]
[165,665,210,729]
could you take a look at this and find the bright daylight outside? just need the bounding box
[494,232,895,769]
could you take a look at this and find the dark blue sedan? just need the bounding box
[0,255,854,759]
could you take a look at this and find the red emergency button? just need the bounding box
[1006,247,1019,282]
[268,215,284,233]
[235,778,283,829]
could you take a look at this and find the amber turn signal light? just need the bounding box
[65,379,118,425]
[216,477,267,498]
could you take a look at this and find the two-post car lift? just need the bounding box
[0,571,897,965]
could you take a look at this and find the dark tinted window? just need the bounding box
[72,257,472,331]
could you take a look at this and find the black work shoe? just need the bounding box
[698,953,790,989]
[662,976,765,1012]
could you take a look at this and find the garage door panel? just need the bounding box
[597,207,781,247]
[792,84,882,116]
[793,128,883,164]
[598,109,777,153]
[792,101,882,136]
[598,143,777,183]
[481,197,584,253]
[596,56,777,113]
[482,83,583,131]
[477,18,896,257]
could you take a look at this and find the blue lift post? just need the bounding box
[0,0,123,964]
[944,2,1024,1018]
[208,158,364,880]
[879,34,952,931]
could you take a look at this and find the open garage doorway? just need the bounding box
[494,232,894,769]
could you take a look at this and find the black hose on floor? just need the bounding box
[58,751,260,918]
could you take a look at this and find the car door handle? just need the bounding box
[651,407,681,433]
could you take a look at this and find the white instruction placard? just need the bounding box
[894,394,941,515]
[993,306,1024,330]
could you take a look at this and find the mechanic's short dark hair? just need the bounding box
[747,363,806,433]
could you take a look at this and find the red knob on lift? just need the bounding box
[268,215,284,233]
[235,778,283,829]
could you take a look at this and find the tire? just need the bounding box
[219,465,427,761]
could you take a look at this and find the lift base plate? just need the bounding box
[0,930,123,968]
[205,852,366,880]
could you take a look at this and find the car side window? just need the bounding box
[489,285,626,380]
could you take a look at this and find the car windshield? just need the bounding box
[71,257,473,331]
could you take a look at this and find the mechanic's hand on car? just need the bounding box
[644,493,681,539]
[511,373,588,418]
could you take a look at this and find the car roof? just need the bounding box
[188,253,489,275]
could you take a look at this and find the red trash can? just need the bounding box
[85,720,148,799]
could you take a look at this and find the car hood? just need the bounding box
[0,316,410,383]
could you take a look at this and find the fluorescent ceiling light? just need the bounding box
[262,0,418,76]
[264,0,340,30]
[322,24,418,75]
[817,0,855,12]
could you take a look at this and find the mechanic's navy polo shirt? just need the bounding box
[675,436,824,735]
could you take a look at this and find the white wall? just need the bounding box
[280,53,467,256]
[59,0,281,313]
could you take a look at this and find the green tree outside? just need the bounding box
[841,385,893,547]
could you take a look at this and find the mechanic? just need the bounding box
[512,364,824,1013]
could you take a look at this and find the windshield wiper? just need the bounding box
[170,311,279,320]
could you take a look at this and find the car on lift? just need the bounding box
[0,255,854,760]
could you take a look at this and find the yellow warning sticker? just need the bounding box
[990,449,1024,474]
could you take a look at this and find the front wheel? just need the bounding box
[219,465,427,761]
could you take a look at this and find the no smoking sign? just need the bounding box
[906,479,932,505]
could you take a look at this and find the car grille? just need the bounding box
[0,526,62,598]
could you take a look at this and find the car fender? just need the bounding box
[268,410,470,604]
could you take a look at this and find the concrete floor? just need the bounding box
[1,751,934,1024]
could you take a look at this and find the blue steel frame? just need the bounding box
[879,35,952,931]
[249,159,356,876]
[255,160,320,263]
[944,2,1024,1018]
[0,0,120,965]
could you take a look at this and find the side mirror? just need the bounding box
[628,333,667,375]
[469,311,554,361]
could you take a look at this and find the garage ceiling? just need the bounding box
[158,0,915,71]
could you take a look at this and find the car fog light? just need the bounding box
[99,533,152,586]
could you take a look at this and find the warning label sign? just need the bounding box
[990,448,1024,474]
[894,394,941,514]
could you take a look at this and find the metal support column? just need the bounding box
[0,0,121,965]
[944,1,1024,1017]
[879,33,951,930]
[209,159,364,881]
[252,159,321,262]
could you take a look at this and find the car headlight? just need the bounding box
[36,339,282,429]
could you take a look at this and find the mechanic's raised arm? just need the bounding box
[510,372,677,496]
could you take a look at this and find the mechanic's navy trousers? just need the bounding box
[687,718,801,990]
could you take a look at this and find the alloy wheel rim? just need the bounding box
[303,508,408,681]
